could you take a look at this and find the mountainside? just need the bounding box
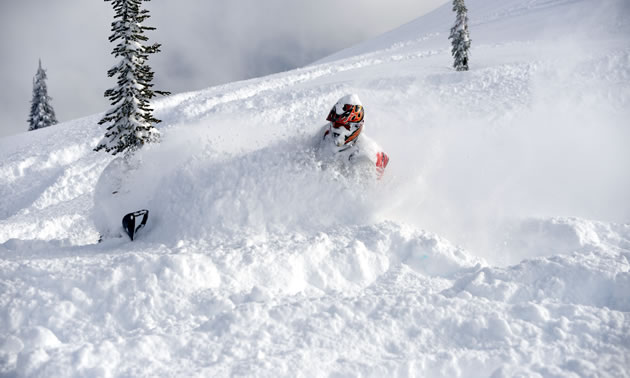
[1,0,629,376]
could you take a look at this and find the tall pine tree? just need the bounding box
[28,60,58,131]
[95,0,170,156]
[449,0,471,71]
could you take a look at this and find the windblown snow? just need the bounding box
[1,0,629,376]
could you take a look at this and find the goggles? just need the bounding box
[331,121,351,130]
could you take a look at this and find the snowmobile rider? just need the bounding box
[316,94,389,179]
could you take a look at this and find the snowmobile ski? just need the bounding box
[122,209,149,241]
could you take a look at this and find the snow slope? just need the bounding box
[1,0,630,376]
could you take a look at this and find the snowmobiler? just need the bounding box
[315,94,389,179]
[93,94,388,242]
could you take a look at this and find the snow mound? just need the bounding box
[445,245,630,311]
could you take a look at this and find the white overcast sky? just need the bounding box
[0,0,447,138]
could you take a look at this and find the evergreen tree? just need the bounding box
[95,0,170,156]
[449,0,471,71]
[28,60,58,131]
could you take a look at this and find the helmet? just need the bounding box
[325,94,364,149]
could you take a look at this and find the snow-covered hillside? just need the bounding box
[1,0,629,376]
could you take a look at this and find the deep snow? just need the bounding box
[1,0,629,376]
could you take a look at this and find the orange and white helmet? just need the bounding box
[325,94,364,150]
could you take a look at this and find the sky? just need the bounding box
[0,0,447,138]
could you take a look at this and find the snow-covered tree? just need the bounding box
[449,0,471,71]
[28,60,58,131]
[95,0,170,156]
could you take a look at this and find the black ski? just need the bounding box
[122,209,149,241]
